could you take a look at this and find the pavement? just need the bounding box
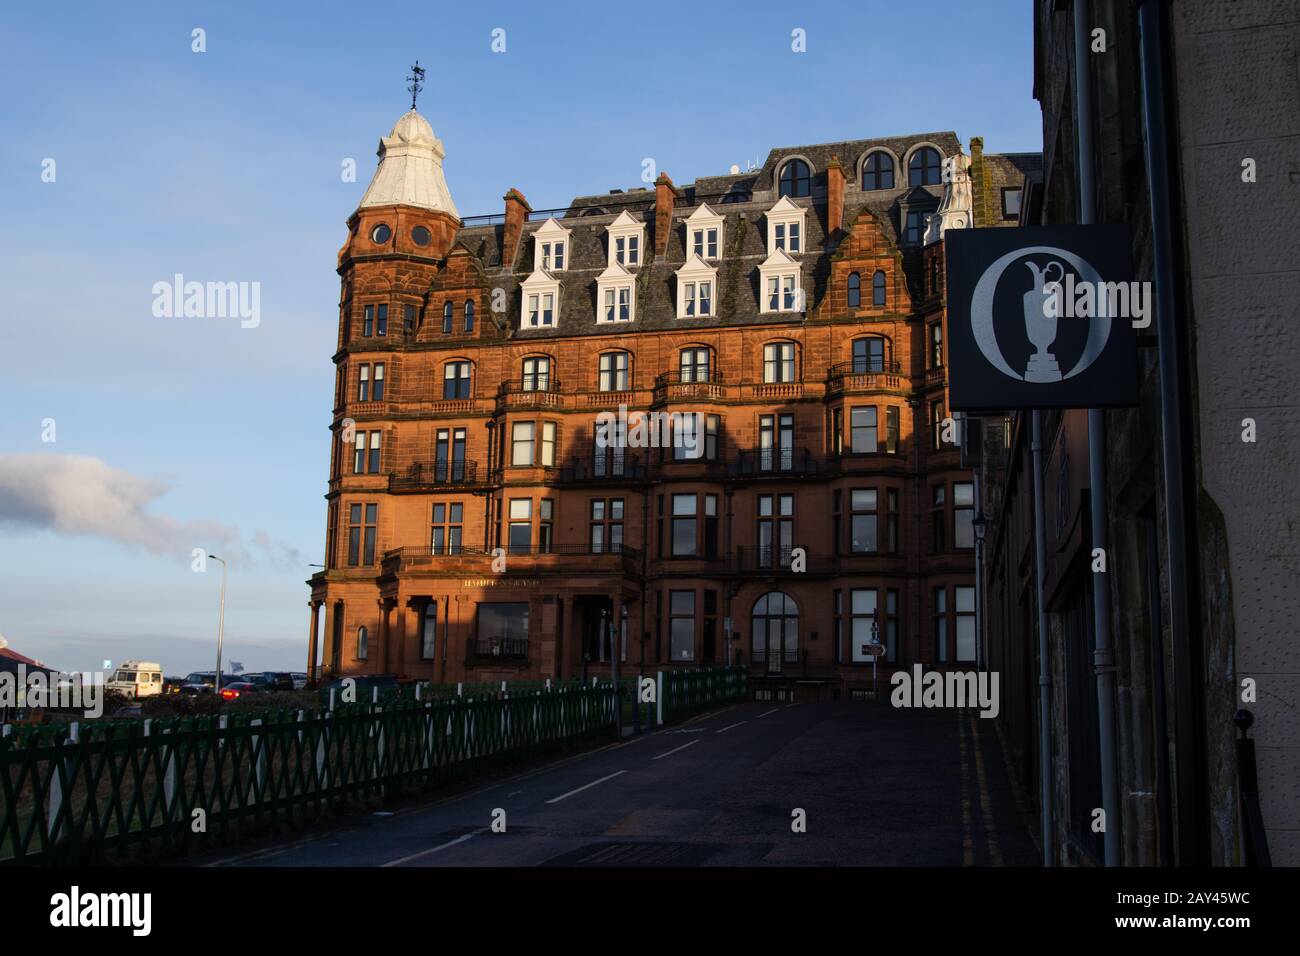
[198,698,1038,867]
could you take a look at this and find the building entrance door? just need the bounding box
[752,591,799,675]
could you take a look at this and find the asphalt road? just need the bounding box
[201,699,1037,867]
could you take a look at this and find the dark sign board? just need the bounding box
[945,225,1140,411]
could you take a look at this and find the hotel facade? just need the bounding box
[307,106,1038,699]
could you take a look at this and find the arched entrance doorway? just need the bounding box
[752,591,799,674]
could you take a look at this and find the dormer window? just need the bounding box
[685,203,725,262]
[542,241,564,270]
[596,262,635,324]
[531,218,572,273]
[765,196,807,255]
[766,274,799,312]
[521,261,561,329]
[692,228,718,259]
[527,292,555,327]
[675,252,718,319]
[615,235,639,266]
[778,159,811,198]
[758,247,803,314]
[604,286,632,322]
[683,281,712,317]
[908,147,943,187]
[774,222,801,253]
[605,211,645,270]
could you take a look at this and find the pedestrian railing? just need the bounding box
[1,666,747,864]
[660,666,748,724]
[0,685,616,865]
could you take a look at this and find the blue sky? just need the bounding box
[0,0,1041,676]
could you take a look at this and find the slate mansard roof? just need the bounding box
[449,130,1023,339]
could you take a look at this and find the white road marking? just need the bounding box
[545,770,627,804]
[715,720,748,734]
[754,708,780,719]
[666,727,707,734]
[652,739,700,760]
[381,829,486,867]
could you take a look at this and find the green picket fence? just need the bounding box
[0,684,617,865]
[0,667,746,864]
[316,676,602,709]
[661,666,748,723]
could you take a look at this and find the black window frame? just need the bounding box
[778,159,811,198]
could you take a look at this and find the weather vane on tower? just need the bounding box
[406,61,425,111]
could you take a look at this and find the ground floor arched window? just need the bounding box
[752,591,799,673]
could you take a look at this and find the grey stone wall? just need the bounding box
[1172,0,1300,865]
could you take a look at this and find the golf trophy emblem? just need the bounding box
[1022,260,1065,382]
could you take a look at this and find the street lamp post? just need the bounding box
[871,615,880,697]
[208,554,228,695]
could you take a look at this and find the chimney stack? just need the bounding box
[654,173,676,257]
[502,188,531,268]
[826,155,845,235]
[968,138,985,226]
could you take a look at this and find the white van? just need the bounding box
[106,661,164,699]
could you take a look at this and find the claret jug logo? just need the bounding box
[970,247,1112,384]
[946,225,1140,412]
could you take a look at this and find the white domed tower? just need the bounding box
[344,104,461,265]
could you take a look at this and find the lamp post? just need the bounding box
[208,554,228,695]
[972,510,988,674]
[871,614,880,697]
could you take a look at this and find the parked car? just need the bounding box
[218,681,263,701]
[105,661,164,699]
[179,671,243,695]
[162,676,186,695]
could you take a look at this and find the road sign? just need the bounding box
[860,643,886,658]
[945,225,1140,411]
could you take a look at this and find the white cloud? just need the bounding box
[0,454,302,569]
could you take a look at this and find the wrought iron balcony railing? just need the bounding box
[555,455,649,483]
[722,447,820,478]
[497,543,643,562]
[388,459,480,492]
[467,636,529,660]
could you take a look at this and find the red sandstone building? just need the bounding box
[306,106,1038,698]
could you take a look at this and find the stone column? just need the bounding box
[377,600,391,674]
[307,601,321,680]
[392,598,406,678]
[322,602,337,676]
[554,596,566,680]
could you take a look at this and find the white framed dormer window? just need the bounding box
[766,195,806,254]
[676,254,718,318]
[521,271,560,329]
[606,210,645,268]
[759,247,803,313]
[532,218,571,273]
[685,203,724,261]
[596,262,636,323]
